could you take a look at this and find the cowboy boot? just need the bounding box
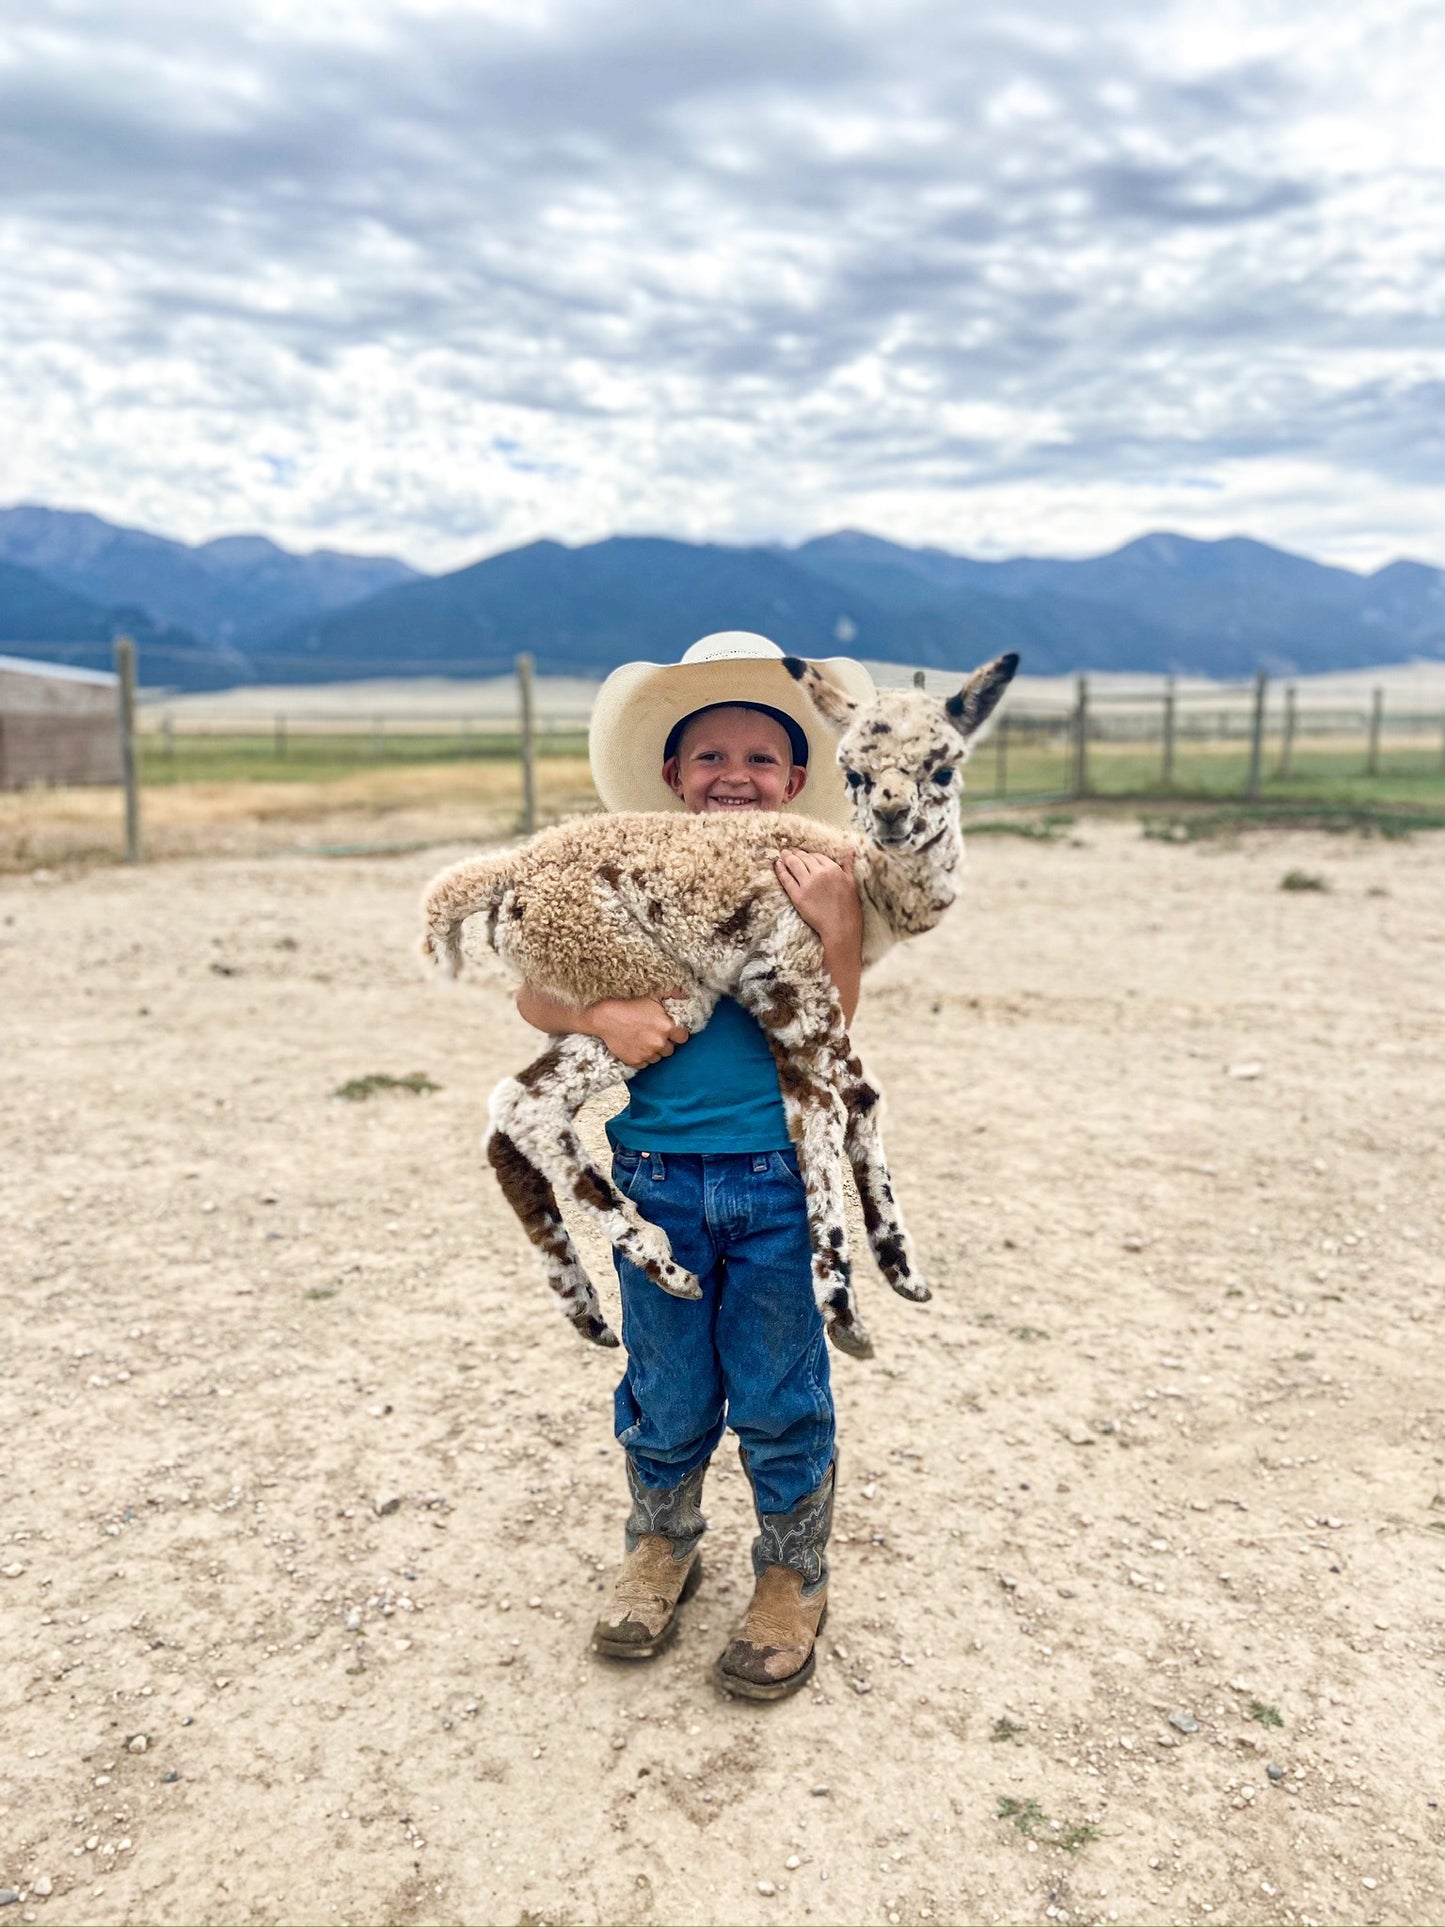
[592,1457,708,1660]
[714,1459,835,1701]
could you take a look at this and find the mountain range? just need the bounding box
[2,504,1442,690]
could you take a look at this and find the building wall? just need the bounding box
[0,658,121,788]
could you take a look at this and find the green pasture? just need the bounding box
[135,720,1445,812]
[138,727,590,785]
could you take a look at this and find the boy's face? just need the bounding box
[663,706,807,814]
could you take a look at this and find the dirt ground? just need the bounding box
[2,818,1443,1927]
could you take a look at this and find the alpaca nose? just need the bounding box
[875,796,909,826]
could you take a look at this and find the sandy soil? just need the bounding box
[2,819,1443,1927]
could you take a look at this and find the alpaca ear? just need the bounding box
[781,656,859,731]
[944,652,1019,740]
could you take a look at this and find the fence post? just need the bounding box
[912,669,926,690]
[162,712,175,763]
[995,712,1009,797]
[1278,683,1297,779]
[274,713,287,760]
[1161,676,1176,788]
[114,635,141,863]
[516,652,537,835]
[1072,675,1090,798]
[1366,686,1383,777]
[1245,669,1268,799]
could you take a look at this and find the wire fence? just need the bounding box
[136,670,1445,811]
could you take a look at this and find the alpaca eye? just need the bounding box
[933,767,954,785]
[845,770,865,789]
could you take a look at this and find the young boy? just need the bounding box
[516,631,875,1700]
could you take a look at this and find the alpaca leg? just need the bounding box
[489,1036,702,1303]
[486,1129,618,1345]
[733,962,871,1359]
[838,1052,930,1303]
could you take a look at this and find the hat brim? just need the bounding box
[589,654,876,826]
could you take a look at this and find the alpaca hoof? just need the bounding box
[890,1274,931,1303]
[655,1265,703,1302]
[826,1317,875,1360]
[571,1311,621,1347]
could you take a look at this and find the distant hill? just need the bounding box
[3,505,1442,689]
[795,530,1445,676]
[0,505,421,648]
[0,557,246,687]
[275,527,1445,686]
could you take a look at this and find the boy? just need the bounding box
[516,631,875,1700]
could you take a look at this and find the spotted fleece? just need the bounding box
[421,652,1018,1356]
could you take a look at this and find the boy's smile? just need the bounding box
[663,706,808,815]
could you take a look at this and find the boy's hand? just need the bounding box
[775,849,862,947]
[590,994,690,1069]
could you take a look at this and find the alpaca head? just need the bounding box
[782,652,1019,850]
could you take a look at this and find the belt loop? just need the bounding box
[752,1154,768,1174]
[652,1151,666,1181]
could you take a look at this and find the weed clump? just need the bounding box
[996,1796,1098,1854]
[991,1716,1027,1743]
[333,1071,441,1101]
[1247,1698,1284,1728]
[1280,869,1329,891]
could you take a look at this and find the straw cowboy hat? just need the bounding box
[589,632,875,827]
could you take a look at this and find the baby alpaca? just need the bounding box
[422,651,1017,1356]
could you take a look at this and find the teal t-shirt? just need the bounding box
[608,997,791,1153]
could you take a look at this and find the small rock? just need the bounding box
[374,1493,402,1517]
[1122,1234,1145,1252]
[1267,1763,1285,1781]
[161,1771,180,1784]
[127,1735,148,1754]
[757,1881,777,1897]
[2,1563,24,1579]
[1227,1061,1263,1080]
[32,1878,52,1898]
[611,1736,626,1750]
[344,1608,362,1631]
[528,1596,543,1609]
[1066,1424,1094,1446]
[851,1677,872,1695]
[811,1784,830,1796]
[1167,1711,1200,1734]
[785,1854,801,1869]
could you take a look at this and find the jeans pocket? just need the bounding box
[770,1150,807,1195]
[610,1148,643,1197]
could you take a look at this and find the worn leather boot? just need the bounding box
[715,1460,835,1701]
[592,1458,707,1661]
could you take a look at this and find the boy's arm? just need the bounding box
[515,983,689,1069]
[775,851,864,1025]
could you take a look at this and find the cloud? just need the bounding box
[0,0,1441,569]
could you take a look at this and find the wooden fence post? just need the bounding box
[1072,675,1090,798]
[162,712,175,763]
[1245,669,1268,800]
[912,668,926,689]
[114,635,141,863]
[516,652,537,835]
[1366,686,1383,777]
[1278,683,1297,779]
[1161,676,1176,788]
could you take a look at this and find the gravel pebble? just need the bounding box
[374,1493,402,1516]
[757,1880,776,1897]
[1168,1711,1200,1734]
[1267,1763,1285,1782]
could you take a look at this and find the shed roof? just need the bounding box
[0,652,117,687]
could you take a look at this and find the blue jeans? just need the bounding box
[610,1146,835,1518]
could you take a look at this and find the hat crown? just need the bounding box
[680,631,784,665]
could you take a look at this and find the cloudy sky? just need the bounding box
[2,0,1441,571]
